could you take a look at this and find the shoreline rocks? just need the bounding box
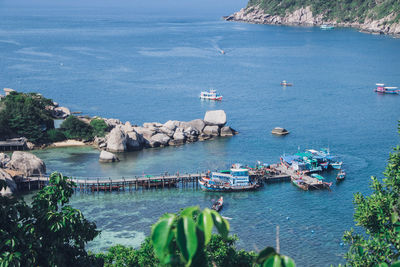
[97,110,237,153]
[99,150,119,163]
[224,6,400,37]
[6,151,46,177]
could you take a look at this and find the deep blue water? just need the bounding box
[1,7,400,266]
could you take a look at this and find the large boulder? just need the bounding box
[150,133,170,147]
[0,169,17,196]
[134,127,156,140]
[126,131,144,151]
[6,151,46,177]
[163,120,180,131]
[0,153,10,168]
[104,118,123,130]
[187,119,206,132]
[99,150,119,163]
[170,128,186,146]
[159,126,175,137]
[143,122,163,128]
[204,110,227,126]
[106,127,127,152]
[203,125,220,136]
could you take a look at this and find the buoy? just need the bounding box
[286,217,290,220]
[311,230,314,233]
[340,242,343,246]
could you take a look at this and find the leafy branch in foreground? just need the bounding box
[343,122,400,266]
[0,172,101,266]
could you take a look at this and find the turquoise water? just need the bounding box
[1,7,400,266]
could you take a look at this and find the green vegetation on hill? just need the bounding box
[0,91,54,143]
[247,0,400,23]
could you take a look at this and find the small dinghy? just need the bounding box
[336,170,346,181]
[212,196,223,212]
[280,80,293,86]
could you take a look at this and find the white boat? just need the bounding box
[320,24,334,30]
[200,89,223,101]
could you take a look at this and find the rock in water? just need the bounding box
[0,169,17,196]
[220,126,235,137]
[99,150,120,163]
[204,110,227,126]
[203,125,220,136]
[0,153,10,168]
[150,133,171,147]
[6,151,46,176]
[126,131,143,151]
[106,127,127,152]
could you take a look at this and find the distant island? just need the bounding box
[224,0,400,36]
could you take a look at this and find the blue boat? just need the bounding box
[320,24,334,30]
[199,166,259,192]
[330,162,343,170]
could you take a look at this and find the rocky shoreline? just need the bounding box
[96,110,237,161]
[224,6,400,37]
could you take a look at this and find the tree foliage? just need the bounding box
[0,172,101,266]
[343,122,400,266]
[59,115,94,141]
[0,91,54,143]
[90,118,108,137]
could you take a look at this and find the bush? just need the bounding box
[90,118,108,137]
[59,116,93,141]
[46,128,67,143]
[0,91,54,143]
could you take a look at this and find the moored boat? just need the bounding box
[374,83,399,94]
[320,24,334,30]
[271,127,289,136]
[280,80,293,86]
[336,170,346,181]
[311,173,325,180]
[200,89,223,100]
[212,196,223,212]
[199,166,260,192]
[330,161,342,170]
[292,179,309,190]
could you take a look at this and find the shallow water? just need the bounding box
[1,7,400,266]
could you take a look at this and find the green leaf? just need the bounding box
[176,216,198,265]
[376,263,389,267]
[391,261,400,267]
[151,213,175,263]
[210,210,229,239]
[281,255,296,267]
[180,206,200,218]
[263,255,282,267]
[256,247,277,264]
[197,208,213,245]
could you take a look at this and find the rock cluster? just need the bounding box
[224,6,400,36]
[97,110,237,153]
[99,150,119,163]
[0,151,46,196]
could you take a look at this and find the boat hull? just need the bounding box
[199,180,259,192]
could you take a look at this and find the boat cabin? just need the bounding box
[211,168,250,186]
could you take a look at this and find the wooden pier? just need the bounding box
[14,163,331,193]
[15,173,205,193]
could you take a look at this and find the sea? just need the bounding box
[1,5,399,266]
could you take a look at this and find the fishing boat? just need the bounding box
[199,165,259,192]
[330,161,342,170]
[374,83,399,94]
[311,173,325,180]
[212,196,223,212]
[336,170,346,181]
[271,127,289,136]
[280,80,293,86]
[200,89,223,101]
[292,179,309,190]
[320,24,334,30]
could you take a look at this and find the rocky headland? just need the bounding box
[224,5,400,36]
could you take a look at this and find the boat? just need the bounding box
[330,161,342,170]
[320,24,334,30]
[220,50,225,55]
[280,80,293,86]
[374,83,399,94]
[212,196,223,212]
[336,170,346,181]
[200,89,223,101]
[292,179,309,190]
[271,127,289,136]
[311,173,325,180]
[199,166,260,192]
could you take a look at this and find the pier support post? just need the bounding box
[109,178,112,192]
[97,178,99,192]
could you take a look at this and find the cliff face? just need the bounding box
[224,5,400,36]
